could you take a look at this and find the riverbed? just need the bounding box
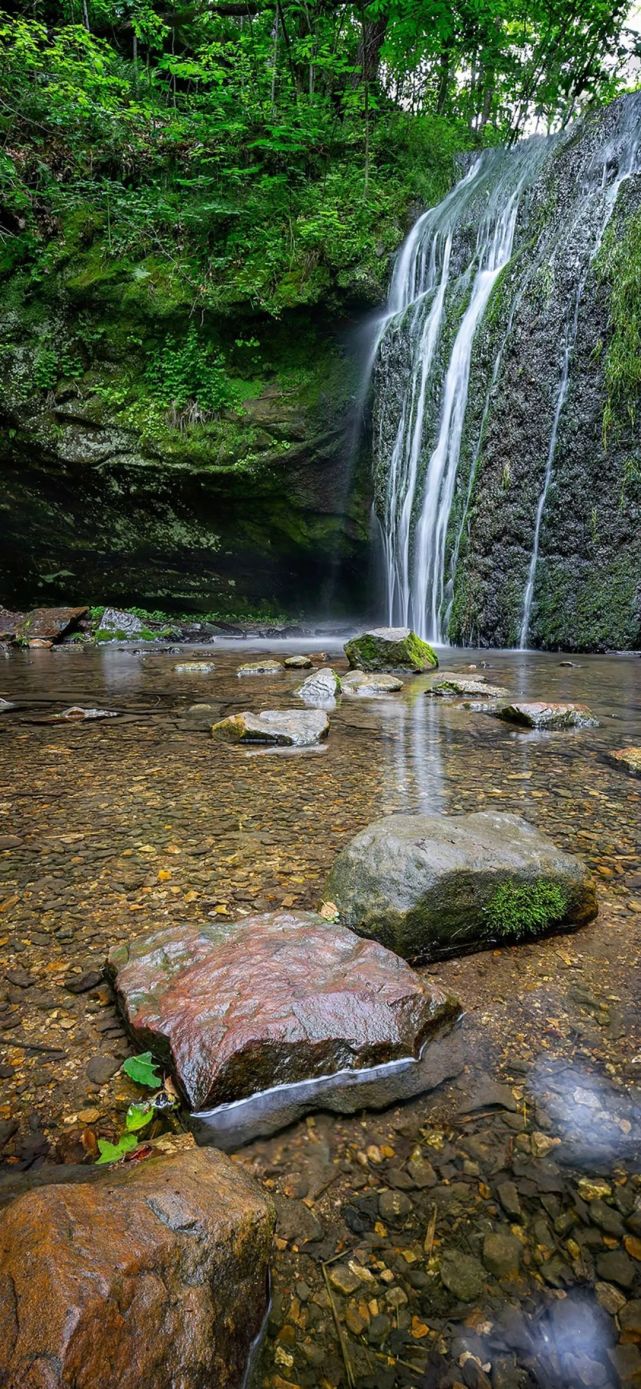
[1,640,640,1387]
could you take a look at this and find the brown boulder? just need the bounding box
[605,747,641,778]
[108,911,456,1110]
[16,606,88,643]
[0,1142,274,1389]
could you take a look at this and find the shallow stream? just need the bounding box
[1,640,640,1387]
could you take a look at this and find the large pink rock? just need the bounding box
[108,911,457,1110]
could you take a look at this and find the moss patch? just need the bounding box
[483,879,570,941]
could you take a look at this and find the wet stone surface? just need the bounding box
[0,642,640,1388]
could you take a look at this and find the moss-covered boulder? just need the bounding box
[326,810,597,962]
[344,627,438,673]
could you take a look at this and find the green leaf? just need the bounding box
[96,1133,138,1164]
[125,1101,154,1132]
[121,1051,162,1088]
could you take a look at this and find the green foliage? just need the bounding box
[484,879,570,941]
[125,1101,155,1132]
[121,1051,162,1088]
[145,326,239,425]
[96,1132,138,1164]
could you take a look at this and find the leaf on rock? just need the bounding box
[96,1133,138,1164]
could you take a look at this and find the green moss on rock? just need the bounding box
[344,627,438,673]
[483,879,570,941]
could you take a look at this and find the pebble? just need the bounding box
[85,1055,121,1085]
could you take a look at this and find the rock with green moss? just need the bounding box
[341,671,404,697]
[211,709,329,747]
[325,810,597,962]
[344,628,438,673]
[237,660,284,676]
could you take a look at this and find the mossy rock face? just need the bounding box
[344,627,438,673]
[326,810,597,962]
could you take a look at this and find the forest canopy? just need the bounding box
[1,1,639,316]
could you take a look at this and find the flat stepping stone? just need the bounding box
[51,706,119,722]
[345,627,437,673]
[481,700,598,730]
[211,709,329,746]
[237,660,283,675]
[284,654,313,669]
[108,910,457,1112]
[326,810,597,962]
[605,747,641,778]
[342,670,403,697]
[429,675,510,698]
[174,661,216,674]
[181,702,223,728]
[296,667,341,704]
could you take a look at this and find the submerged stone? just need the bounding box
[296,666,341,704]
[483,701,599,730]
[605,747,641,778]
[16,605,87,643]
[181,701,224,728]
[344,627,438,672]
[341,670,404,697]
[174,661,216,674]
[51,706,119,721]
[237,659,283,675]
[0,1142,273,1389]
[326,810,597,961]
[211,709,329,747]
[107,910,457,1111]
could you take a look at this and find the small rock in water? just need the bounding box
[174,661,216,675]
[605,747,641,779]
[483,701,599,730]
[283,654,313,669]
[181,702,223,728]
[52,706,119,721]
[440,1249,485,1301]
[341,670,403,697]
[236,659,283,675]
[107,909,456,1110]
[96,607,144,638]
[429,675,510,698]
[344,627,437,673]
[0,698,16,714]
[28,638,53,649]
[296,667,341,705]
[211,709,329,747]
[326,809,597,961]
[85,1054,120,1085]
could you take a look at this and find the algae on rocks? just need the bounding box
[345,627,438,673]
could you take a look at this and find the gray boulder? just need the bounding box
[211,709,329,747]
[342,670,403,697]
[344,627,437,672]
[326,810,597,961]
[296,667,341,705]
[483,701,599,730]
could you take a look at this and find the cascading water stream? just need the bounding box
[371,93,641,649]
[372,140,550,642]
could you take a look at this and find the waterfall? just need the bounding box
[371,92,641,649]
[373,140,550,642]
